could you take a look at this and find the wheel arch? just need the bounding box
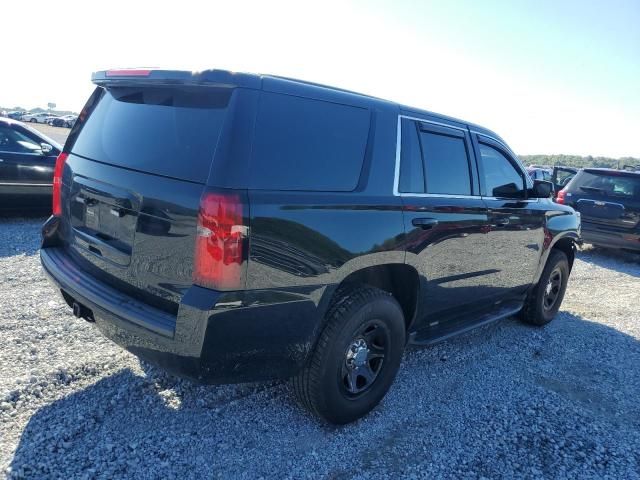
[321,263,420,332]
[551,235,577,271]
[533,232,579,284]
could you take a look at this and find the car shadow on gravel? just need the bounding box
[578,246,640,277]
[8,312,640,479]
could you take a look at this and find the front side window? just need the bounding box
[0,126,42,154]
[479,144,525,198]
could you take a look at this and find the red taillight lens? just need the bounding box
[556,189,567,204]
[52,153,68,216]
[193,191,247,290]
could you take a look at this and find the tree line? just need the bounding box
[520,154,640,170]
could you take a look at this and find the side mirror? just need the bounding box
[40,143,53,154]
[531,180,553,198]
[492,182,525,199]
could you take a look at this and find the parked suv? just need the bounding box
[557,168,639,251]
[40,69,581,423]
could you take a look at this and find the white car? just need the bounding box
[21,112,56,124]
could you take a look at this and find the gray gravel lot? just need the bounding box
[30,124,70,147]
[1,216,639,479]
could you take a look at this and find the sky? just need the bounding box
[2,0,638,158]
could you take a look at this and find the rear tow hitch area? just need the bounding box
[72,302,95,322]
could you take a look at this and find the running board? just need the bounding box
[409,301,524,346]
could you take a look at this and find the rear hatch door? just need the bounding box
[62,81,232,312]
[567,170,640,230]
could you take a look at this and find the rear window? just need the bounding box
[250,93,370,191]
[572,171,640,199]
[71,86,230,183]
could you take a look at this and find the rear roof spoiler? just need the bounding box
[92,69,261,89]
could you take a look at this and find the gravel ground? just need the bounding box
[1,216,639,479]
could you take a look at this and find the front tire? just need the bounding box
[292,286,406,424]
[30,118,37,123]
[520,250,569,326]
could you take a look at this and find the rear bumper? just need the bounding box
[581,224,640,251]
[40,246,323,383]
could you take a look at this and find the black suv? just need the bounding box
[40,69,581,424]
[557,168,639,252]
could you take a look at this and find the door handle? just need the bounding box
[412,218,439,229]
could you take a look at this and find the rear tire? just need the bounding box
[292,286,406,424]
[520,250,569,326]
[30,118,37,123]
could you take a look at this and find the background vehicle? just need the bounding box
[0,117,62,212]
[7,111,27,120]
[21,112,55,124]
[551,166,578,193]
[40,69,580,424]
[50,114,77,128]
[557,168,640,251]
[527,166,553,183]
[44,115,61,125]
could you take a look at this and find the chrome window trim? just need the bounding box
[576,199,625,209]
[398,192,479,200]
[393,114,472,197]
[0,182,52,187]
[482,196,540,203]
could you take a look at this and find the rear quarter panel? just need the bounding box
[245,102,405,308]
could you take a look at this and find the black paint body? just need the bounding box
[40,70,581,383]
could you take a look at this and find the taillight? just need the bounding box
[193,190,248,290]
[556,189,567,204]
[52,153,68,216]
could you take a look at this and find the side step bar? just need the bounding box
[409,301,523,346]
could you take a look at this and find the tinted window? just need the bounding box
[251,93,370,191]
[71,86,230,183]
[421,130,471,195]
[399,119,425,193]
[572,171,640,199]
[0,126,42,153]
[479,144,525,197]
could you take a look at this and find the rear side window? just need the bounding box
[399,119,425,193]
[71,86,231,183]
[573,171,640,199]
[251,93,370,191]
[398,119,472,195]
[420,130,471,195]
